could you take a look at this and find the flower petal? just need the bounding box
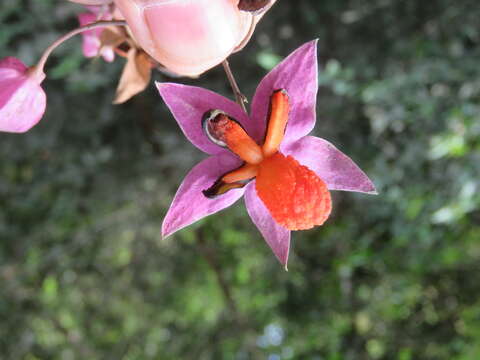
[249,40,318,145]
[162,154,244,238]
[0,57,27,73]
[244,182,291,267]
[0,59,46,133]
[283,136,377,194]
[156,82,251,155]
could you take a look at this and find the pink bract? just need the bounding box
[114,0,276,77]
[0,57,46,133]
[156,41,376,267]
[78,12,115,62]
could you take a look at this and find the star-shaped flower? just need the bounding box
[156,41,376,267]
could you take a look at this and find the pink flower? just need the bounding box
[78,12,115,62]
[114,0,276,77]
[156,41,376,267]
[0,57,46,133]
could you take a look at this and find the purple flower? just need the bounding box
[0,57,46,133]
[156,41,376,267]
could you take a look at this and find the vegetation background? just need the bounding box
[1,0,480,359]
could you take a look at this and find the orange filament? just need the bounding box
[208,114,263,164]
[263,89,290,157]
[255,152,332,230]
[222,163,259,183]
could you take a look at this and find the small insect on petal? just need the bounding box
[256,152,332,230]
[203,110,264,164]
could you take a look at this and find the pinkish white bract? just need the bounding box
[78,12,115,62]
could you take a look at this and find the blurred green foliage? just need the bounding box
[1,0,480,359]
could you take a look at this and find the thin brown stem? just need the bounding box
[222,59,248,113]
[31,20,127,79]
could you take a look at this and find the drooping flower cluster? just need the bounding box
[1,0,276,132]
[1,2,376,268]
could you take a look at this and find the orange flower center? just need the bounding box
[256,153,331,230]
[204,89,332,230]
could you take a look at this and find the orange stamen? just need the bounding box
[262,89,290,157]
[222,163,258,183]
[207,113,263,164]
[255,152,332,230]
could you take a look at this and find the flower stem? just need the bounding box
[31,20,127,79]
[68,0,112,6]
[222,59,248,113]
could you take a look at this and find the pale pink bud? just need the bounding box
[78,12,115,62]
[0,57,46,133]
[114,0,274,77]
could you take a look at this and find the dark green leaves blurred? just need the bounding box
[1,0,479,359]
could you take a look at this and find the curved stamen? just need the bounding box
[203,110,263,164]
[262,89,290,157]
[222,163,258,183]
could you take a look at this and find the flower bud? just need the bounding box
[0,57,46,133]
[114,0,275,76]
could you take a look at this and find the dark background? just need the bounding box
[1,0,480,359]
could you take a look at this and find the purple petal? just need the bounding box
[244,182,291,268]
[157,82,251,155]
[283,136,377,194]
[162,154,244,238]
[249,40,318,145]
